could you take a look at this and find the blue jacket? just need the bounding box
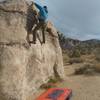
[34,3,48,21]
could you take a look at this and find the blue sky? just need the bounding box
[32,0,100,40]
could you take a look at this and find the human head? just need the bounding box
[43,6,48,13]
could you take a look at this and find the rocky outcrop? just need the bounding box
[0,0,64,100]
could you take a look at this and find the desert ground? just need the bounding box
[57,64,100,100]
[33,64,100,100]
[34,58,100,100]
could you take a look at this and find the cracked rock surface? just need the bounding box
[0,0,65,100]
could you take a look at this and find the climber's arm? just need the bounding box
[34,3,43,12]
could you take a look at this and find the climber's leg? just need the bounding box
[32,22,42,44]
[42,29,45,43]
[26,18,37,44]
[26,32,31,43]
[42,22,47,43]
[26,5,38,44]
[33,29,37,44]
[26,19,34,43]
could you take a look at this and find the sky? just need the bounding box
[33,0,100,40]
[1,0,100,40]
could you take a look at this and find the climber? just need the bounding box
[32,3,48,44]
[26,2,39,44]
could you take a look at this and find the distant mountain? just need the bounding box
[80,39,100,49]
[60,37,100,49]
[60,38,81,49]
[82,39,100,46]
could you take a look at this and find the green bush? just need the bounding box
[40,77,58,89]
[48,78,58,83]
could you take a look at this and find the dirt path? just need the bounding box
[57,65,100,100]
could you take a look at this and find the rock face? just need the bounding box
[0,0,65,100]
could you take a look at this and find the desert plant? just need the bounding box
[40,83,56,89]
[74,63,99,75]
[68,49,81,58]
[68,58,83,64]
[94,48,100,61]
[40,77,59,89]
[94,63,100,73]
[48,77,58,83]
[58,33,66,43]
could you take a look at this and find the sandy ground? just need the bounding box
[57,64,100,100]
[34,64,100,100]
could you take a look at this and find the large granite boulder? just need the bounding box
[0,0,65,100]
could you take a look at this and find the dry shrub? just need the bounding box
[74,63,97,75]
[95,56,100,62]
[94,63,100,73]
[63,56,69,65]
[68,49,81,58]
[68,58,83,64]
[94,48,100,62]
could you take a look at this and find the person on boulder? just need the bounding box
[32,3,48,44]
[26,2,39,44]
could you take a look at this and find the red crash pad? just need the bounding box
[35,88,72,100]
